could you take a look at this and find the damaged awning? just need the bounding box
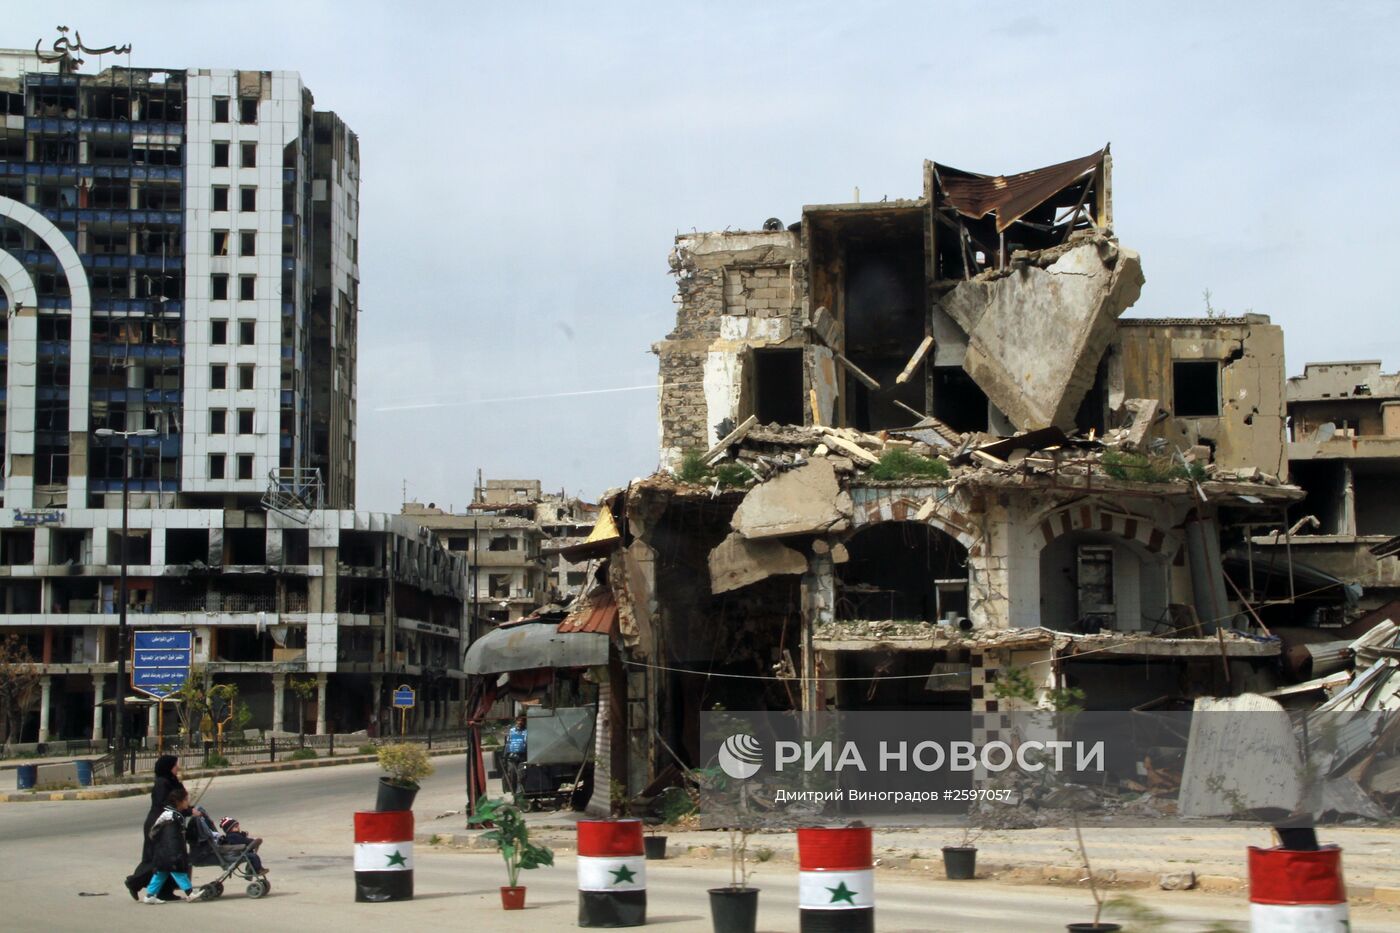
[557,592,619,635]
[463,620,609,675]
[557,502,622,562]
[934,147,1108,233]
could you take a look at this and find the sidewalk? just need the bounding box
[418,817,1400,904]
[1,743,470,802]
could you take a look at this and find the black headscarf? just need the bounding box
[154,755,179,779]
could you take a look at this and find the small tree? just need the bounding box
[0,635,40,752]
[467,796,554,888]
[287,675,317,742]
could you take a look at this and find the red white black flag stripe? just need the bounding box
[354,810,414,903]
[797,827,874,933]
[577,819,647,927]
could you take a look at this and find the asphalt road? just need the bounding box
[3,756,1398,932]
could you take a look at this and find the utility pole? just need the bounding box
[96,426,157,775]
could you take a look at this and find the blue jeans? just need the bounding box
[146,871,192,896]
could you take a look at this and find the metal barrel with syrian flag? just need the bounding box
[354,810,414,902]
[1248,845,1349,931]
[577,819,647,927]
[797,827,874,933]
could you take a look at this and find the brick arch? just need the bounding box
[850,491,982,557]
[1034,503,1185,567]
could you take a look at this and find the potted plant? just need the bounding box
[941,824,982,880]
[646,785,697,860]
[468,795,555,909]
[708,828,759,933]
[1065,817,1120,932]
[375,742,434,812]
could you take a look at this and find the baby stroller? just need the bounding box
[188,812,272,900]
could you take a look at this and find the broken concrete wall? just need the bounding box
[1112,315,1286,477]
[656,231,807,468]
[939,236,1145,431]
[709,532,808,594]
[731,458,852,539]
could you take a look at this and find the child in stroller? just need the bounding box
[188,808,272,900]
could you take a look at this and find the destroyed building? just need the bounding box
[404,479,597,627]
[521,147,1323,802]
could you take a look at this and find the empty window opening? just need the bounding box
[932,367,989,433]
[212,230,229,256]
[237,409,254,434]
[239,320,256,344]
[106,530,151,564]
[236,454,254,480]
[238,97,258,124]
[209,453,226,479]
[488,535,519,552]
[282,529,309,565]
[211,274,229,301]
[210,364,227,389]
[211,319,228,344]
[239,186,256,212]
[52,529,89,565]
[209,409,227,434]
[212,186,229,211]
[240,142,257,167]
[1173,361,1221,418]
[239,275,256,301]
[837,522,969,624]
[213,142,229,167]
[750,348,804,426]
[238,365,255,390]
[165,528,210,565]
[213,97,229,123]
[0,529,35,566]
[1038,531,1168,634]
[239,230,256,256]
[224,528,267,565]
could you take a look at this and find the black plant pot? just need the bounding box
[708,887,759,933]
[1066,924,1121,932]
[942,846,977,880]
[644,836,667,860]
[376,777,419,812]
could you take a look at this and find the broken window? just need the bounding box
[239,230,256,256]
[488,535,518,551]
[239,275,256,301]
[213,97,229,123]
[488,574,511,598]
[213,142,229,167]
[236,454,254,480]
[211,364,227,389]
[282,529,310,565]
[749,348,804,426]
[239,186,256,212]
[239,320,255,344]
[837,522,969,624]
[238,364,255,390]
[240,142,257,168]
[212,231,230,256]
[238,97,258,124]
[212,186,229,211]
[209,409,227,434]
[165,528,210,564]
[1173,361,1220,418]
[224,527,266,565]
[211,320,228,345]
[209,453,226,479]
[237,409,254,434]
[211,274,229,300]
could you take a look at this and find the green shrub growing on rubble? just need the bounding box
[677,451,710,484]
[674,451,756,489]
[868,449,950,482]
[1101,450,1205,484]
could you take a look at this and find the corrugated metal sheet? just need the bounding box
[558,593,618,636]
[935,148,1106,233]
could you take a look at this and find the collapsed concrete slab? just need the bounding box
[730,458,852,539]
[709,532,809,594]
[941,236,1145,431]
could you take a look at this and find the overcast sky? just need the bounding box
[12,2,1399,510]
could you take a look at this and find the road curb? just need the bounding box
[413,830,1400,906]
[1,745,467,802]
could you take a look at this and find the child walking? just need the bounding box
[143,789,208,904]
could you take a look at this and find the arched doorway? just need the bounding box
[837,521,969,624]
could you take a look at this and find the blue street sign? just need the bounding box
[132,630,192,699]
[392,685,416,709]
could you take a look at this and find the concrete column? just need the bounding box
[147,703,158,739]
[800,552,835,713]
[271,673,285,733]
[91,675,105,741]
[370,675,383,735]
[1342,462,1357,536]
[315,672,328,735]
[37,675,52,742]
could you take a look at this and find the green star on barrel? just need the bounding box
[826,880,857,904]
[609,864,638,884]
[385,849,408,867]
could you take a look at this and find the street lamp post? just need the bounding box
[95,427,158,776]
